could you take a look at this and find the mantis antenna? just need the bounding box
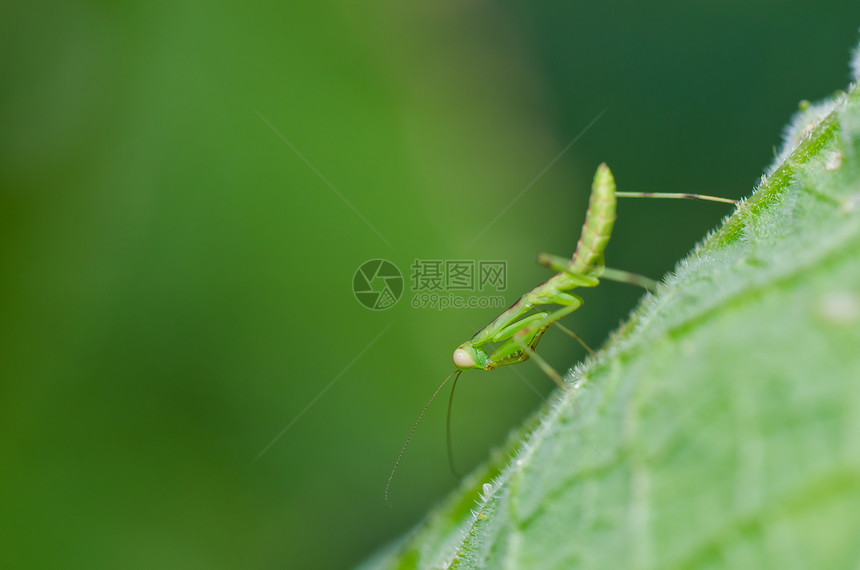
[385,369,461,506]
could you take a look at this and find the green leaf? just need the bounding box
[362,51,860,570]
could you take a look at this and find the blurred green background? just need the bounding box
[2,1,859,568]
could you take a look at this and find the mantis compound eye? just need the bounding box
[453,347,477,370]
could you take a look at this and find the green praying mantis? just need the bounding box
[385,163,738,504]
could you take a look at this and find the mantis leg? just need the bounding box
[513,332,567,390]
[538,253,658,291]
[491,292,584,342]
[483,312,554,368]
[553,322,594,355]
[485,292,584,374]
[615,191,737,205]
[509,299,586,389]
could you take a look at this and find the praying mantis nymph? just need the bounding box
[384,163,737,505]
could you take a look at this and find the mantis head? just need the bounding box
[453,342,487,370]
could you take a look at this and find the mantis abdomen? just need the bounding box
[571,163,616,274]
